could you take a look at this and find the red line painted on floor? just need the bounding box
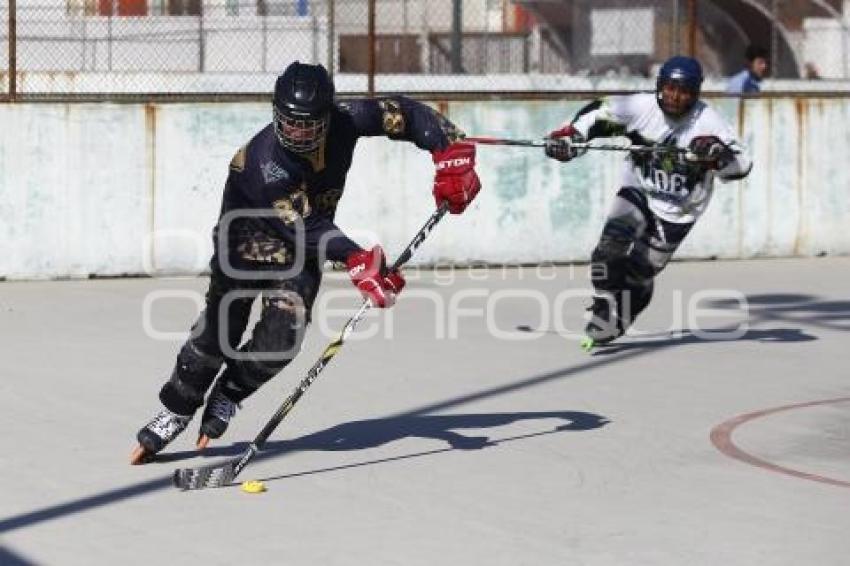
[710,396,850,489]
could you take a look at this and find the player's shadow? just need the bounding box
[707,293,850,332]
[155,410,609,464]
[0,547,36,566]
[518,292,842,356]
[587,326,815,356]
[583,291,850,355]
[272,410,607,451]
[255,410,609,484]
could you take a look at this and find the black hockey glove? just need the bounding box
[545,125,587,163]
[688,136,735,170]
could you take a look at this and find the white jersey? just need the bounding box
[568,93,752,223]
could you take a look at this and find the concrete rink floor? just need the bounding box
[0,257,848,566]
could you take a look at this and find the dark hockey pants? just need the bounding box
[590,187,694,324]
[159,258,321,416]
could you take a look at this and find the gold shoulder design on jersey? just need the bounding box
[379,99,406,135]
[230,145,247,172]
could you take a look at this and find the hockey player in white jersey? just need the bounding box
[544,56,752,348]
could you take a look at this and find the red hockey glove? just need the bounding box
[545,125,587,163]
[346,245,406,308]
[432,142,481,214]
[688,135,735,170]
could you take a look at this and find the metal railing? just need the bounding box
[0,0,847,100]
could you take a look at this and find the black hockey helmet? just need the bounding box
[656,56,704,117]
[273,62,335,153]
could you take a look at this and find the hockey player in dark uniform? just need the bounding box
[544,56,752,349]
[131,62,481,463]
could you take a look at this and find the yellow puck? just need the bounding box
[241,480,267,494]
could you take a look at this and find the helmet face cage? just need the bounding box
[273,105,329,154]
[656,65,702,116]
[656,77,700,117]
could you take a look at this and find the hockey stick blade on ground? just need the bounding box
[173,205,449,491]
[173,444,257,489]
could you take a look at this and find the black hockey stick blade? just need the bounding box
[173,462,236,490]
[173,444,257,490]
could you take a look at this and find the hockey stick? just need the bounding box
[173,204,450,491]
[465,136,740,163]
[464,135,688,154]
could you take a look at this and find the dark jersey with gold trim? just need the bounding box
[215,96,461,266]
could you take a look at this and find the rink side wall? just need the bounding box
[0,96,848,278]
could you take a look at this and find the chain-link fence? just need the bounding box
[0,0,848,99]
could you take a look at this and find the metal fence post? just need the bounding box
[108,0,114,71]
[686,0,696,58]
[451,0,462,73]
[368,0,375,96]
[311,10,318,65]
[8,0,16,101]
[262,8,268,73]
[672,0,680,55]
[771,0,779,77]
[82,7,88,72]
[198,4,205,72]
[326,0,334,77]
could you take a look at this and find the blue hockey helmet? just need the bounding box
[656,56,704,116]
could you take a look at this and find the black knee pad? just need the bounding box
[160,341,224,414]
[591,236,632,290]
[592,235,631,262]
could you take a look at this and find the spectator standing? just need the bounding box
[726,45,769,94]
